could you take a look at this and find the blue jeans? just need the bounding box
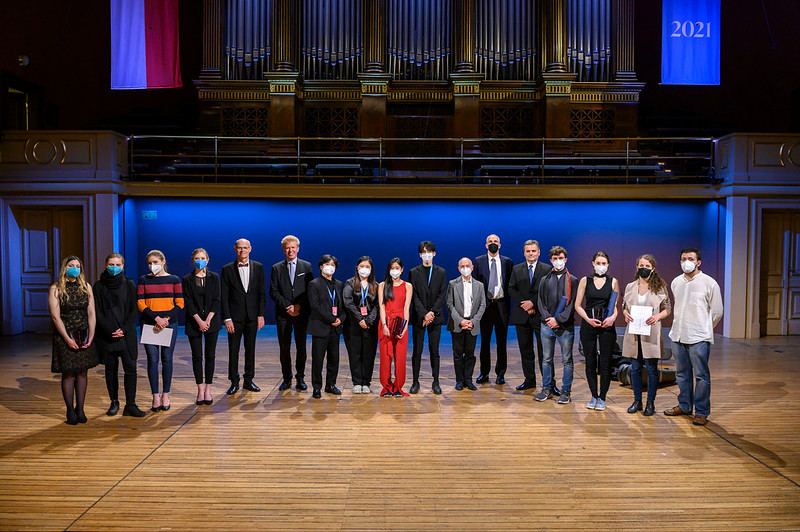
[630,354,659,403]
[144,327,177,394]
[540,325,574,393]
[673,341,711,416]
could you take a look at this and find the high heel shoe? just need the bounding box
[160,404,171,411]
[76,411,88,424]
[643,401,656,416]
[627,400,643,414]
[203,399,213,405]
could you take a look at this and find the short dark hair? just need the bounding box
[318,254,338,268]
[549,245,567,258]
[680,247,701,261]
[418,241,436,253]
[592,251,610,263]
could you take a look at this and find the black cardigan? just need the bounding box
[93,276,139,363]
[181,270,222,337]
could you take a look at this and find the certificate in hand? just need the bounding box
[140,324,174,347]
[629,305,653,336]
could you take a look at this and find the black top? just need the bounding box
[408,263,447,326]
[93,272,139,363]
[584,275,614,321]
[307,276,346,337]
[182,270,222,336]
[342,277,379,328]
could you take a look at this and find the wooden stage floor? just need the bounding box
[1,329,799,531]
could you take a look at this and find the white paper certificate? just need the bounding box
[140,324,174,347]
[629,305,653,336]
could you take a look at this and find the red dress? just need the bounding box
[379,281,409,396]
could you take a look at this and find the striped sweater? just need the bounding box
[137,274,184,325]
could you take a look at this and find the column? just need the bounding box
[612,0,637,81]
[267,0,300,136]
[451,0,482,139]
[538,0,575,137]
[200,0,224,79]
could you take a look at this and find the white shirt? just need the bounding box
[669,271,724,344]
[238,262,250,293]
[462,277,473,318]
[487,253,504,299]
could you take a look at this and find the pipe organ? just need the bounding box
[302,0,364,80]
[475,0,536,81]
[225,0,270,80]
[567,0,611,82]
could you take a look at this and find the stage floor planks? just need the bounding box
[1,331,799,531]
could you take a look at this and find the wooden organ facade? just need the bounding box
[195,0,644,141]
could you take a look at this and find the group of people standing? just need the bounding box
[47,234,723,428]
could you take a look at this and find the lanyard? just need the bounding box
[327,285,336,305]
[360,284,368,306]
[427,266,432,285]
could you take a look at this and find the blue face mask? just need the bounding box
[194,259,208,270]
[65,266,81,279]
[107,265,123,276]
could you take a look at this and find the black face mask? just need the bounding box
[638,267,652,279]
[487,243,499,254]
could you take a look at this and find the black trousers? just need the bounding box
[580,325,617,400]
[343,324,378,386]
[515,316,544,386]
[479,300,508,377]
[276,314,308,382]
[188,331,218,384]
[104,348,137,405]
[452,331,477,385]
[311,329,340,391]
[228,320,257,383]
[411,323,442,382]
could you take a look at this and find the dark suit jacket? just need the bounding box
[220,260,266,323]
[269,258,313,319]
[342,277,379,329]
[508,261,552,325]
[93,276,139,363]
[182,270,222,337]
[472,253,514,323]
[307,276,347,337]
[408,263,447,326]
[537,270,579,329]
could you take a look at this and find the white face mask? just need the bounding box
[594,265,608,275]
[551,259,565,271]
[389,269,402,279]
[421,253,433,263]
[150,264,163,275]
[358,267,371,278]
[322,264,336,276]
[460,267,472,278]
[681,260,697,274]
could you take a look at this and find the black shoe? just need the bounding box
[495,376,505,385]
[106,400,120,416]
[278,381,292,391]
[312,389,321,399]
[296,379,308,391]
[465,381,478,391]
[432,381,442,395]
[476,374,489,384]
[516,381,536,391]
[226,382,240,395]
[454,382,464,391]
[393,390,403,397]
[643,401,655,416]
[409,381,420,394]
[627,400,643,414]
[243,381,260,392]
[66,411,78,425]
[150,405,160,412]
[195,399,205,405]
[203,399,213,405]
[76,411,88,424]
[122,404,146,417]
[552,385,561,396]
[325,385,342,395]
[160,404,171,411]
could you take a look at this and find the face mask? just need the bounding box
[389,269,402,279]
[594,265,608,276]
[194,259,208,270]
[551,259,565,271]
[638,267,652,279]
[150,264,163,275]
[106,265,122,276]
[421,253,433,263]
[487,243,499,254]
[681,260,697,274]
[65,266,81,279]
[322,264,336,276]
[460,267,472,278]
[358,267,371,278]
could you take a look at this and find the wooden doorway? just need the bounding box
[760,209,800,335]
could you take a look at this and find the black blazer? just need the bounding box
[220,260,266,323]
[269,258,313,319]
[342,276,379,329]
[473,253,514,323]
[93,276,139,363]
[307,276,346,337]
[508,261,552,325]
[408,263,447,326]
[182,270,222,337]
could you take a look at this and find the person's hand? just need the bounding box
[111,328,124,338]
[65,336,80,350]
[332,318,341,328]
[520,300,534,312]
[601,316,616,328]
[645,315,660,326]
[586,318,603,328]
[257,316,265,330]
[83,334,94,348]
[382,324,390,337]
[459,319,471,330]
[286,304,297,316]
[546,317,559,329]
[225,321,235,334]
[359,320,368,329]
[424,311,435,326]
[155,316,169,330]
[624,312,634,323]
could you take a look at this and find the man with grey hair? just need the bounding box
[446,258,487,391]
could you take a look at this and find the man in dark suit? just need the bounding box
[508,239,551,391]
[472,234,514,385]
[306,254,346,398]
[408,241,447,395]
[221,238,266,395]
[269,235,313,391]
[446,257,487,390]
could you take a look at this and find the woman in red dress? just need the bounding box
[378,258,413,397]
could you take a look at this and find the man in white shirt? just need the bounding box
[664,248,723,426]
[446,258,487,391]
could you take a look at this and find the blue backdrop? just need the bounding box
[661,0,721,85]
[121,198,725,326]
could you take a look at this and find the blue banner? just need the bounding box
[661,0,721,85]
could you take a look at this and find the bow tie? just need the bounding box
[238,262,249,267]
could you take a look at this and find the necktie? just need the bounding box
[528,264,533,283]
[488,258,498,296]
[289,261,295,286]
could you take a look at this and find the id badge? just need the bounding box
[331,306,338,315]
[360,306,368,316]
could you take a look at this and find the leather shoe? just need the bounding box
[409,381,420,394]
[106,400,120,416]
[295,379,308,391]
[643,401,655,416]
[516,382,536,391]
[160,404,171,411]
[627,400,643,414]
[476,374,489,384]
[495,376,505,385]
[312,389,321,399]
[465,381,478,391]
[664,405,691,416]
[122,404,146,417]
[454,382,464,391]
[226,382,240,395]
[243,381,260,392]
[432,381,442,395]
[324,385,342,395]
[692,415,708,426]
[278,381,292,391]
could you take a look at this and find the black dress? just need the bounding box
[51,282,99,373]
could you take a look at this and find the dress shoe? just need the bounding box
[312,389,322,399]
[160,404,171,411]
[454,382,464,391]
[432,381,442,395]
[203,399,213,405]
[106,400,120,416]
[692,414,708,426]
[278,381,292,391]
[476,374,489,384]
[516,381,536,391]
[122,404,146,417]
[195,399,205,406]
[409,381,420,394]
[643,401,656,416]
[296,379,308,391]
[495,376,505,385]
[663,405,691,416]
[226,382,240,395]
[325,385,342,395]
[66,411,79,425]
[465,381,478,391]
[76,411,88,423]
[150,405,161,413]
[627,400,643,414]
[243,381,261,392]
[552,385,561,396]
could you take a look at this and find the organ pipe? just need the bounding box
[225,0,270,80]
[475,0,536,80]
[567,0,611,81]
